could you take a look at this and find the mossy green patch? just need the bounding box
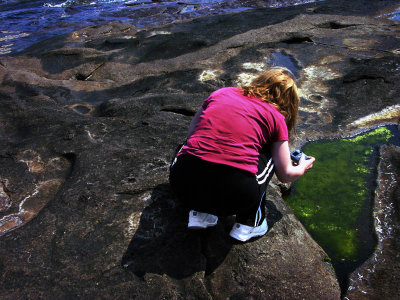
[287,127,393,263]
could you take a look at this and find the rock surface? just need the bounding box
[0,0,399,298]
[346,145,400,299]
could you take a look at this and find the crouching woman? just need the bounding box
[169,67,315,242]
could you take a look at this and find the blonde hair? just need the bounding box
[242,67,299,134]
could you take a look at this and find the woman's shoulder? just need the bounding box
[264,102,286,118]
[212,87,243,96]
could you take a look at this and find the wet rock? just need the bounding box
[0,0,399,298]
[345,145,400,299]
[0,148,72,236]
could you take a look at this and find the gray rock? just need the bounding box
[0,0,399,298]
[346,145,400,299]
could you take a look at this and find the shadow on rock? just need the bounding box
[121,184,232,279]
[121,184,283,279]
[265,198,283,230]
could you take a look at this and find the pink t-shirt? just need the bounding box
[180,87,288,174]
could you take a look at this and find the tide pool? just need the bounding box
[287,125,399,289]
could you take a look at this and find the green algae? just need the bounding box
[287,127,393,263]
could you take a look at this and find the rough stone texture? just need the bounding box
[346,145,400,299]
[0,0,399,298]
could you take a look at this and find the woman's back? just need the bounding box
[180,87,288,174]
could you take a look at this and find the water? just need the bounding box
[270,50,301,78]
[0,0,326,56]
[381,7,400,21]
[390,8,400,20]
[287,125,400,293]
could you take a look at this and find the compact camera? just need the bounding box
[290,149,309,163]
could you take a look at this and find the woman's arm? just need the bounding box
[271,140,315,183]
[187,107,204,139]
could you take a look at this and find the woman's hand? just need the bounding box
[297,153,315,174]
[271,141,316,183]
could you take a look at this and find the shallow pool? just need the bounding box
[286,125,400,290]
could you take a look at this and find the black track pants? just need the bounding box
[169,150,274,226]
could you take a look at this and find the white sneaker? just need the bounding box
[188,210,218,229]
[229,219,268,242]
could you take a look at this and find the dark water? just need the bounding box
[0,0,323,56]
